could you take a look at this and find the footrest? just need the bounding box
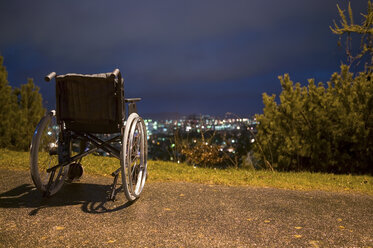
[109,168,121,201]
[43,169,56,197]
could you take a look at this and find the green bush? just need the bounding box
[254,66,373,174]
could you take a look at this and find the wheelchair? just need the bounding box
[29,69,147,202]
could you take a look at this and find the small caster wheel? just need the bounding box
[68,163,83,181]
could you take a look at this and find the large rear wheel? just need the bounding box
[121,113,148,202]
[30,111,69,196]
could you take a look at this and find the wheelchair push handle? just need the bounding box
[45,72,56,82]
[112,68,120,77]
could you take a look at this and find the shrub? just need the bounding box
[254,66,373,174]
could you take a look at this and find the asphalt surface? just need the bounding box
[0,169,372,248]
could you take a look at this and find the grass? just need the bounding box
[0,148,372,195]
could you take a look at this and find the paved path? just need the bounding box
[0,169,372,247]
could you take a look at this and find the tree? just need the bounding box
[13,79,45,150]
[330,1,373,71]
[0,56,45,150]
[0,56,17,148]
[254,1,373,174]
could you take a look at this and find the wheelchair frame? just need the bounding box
[30,69,148,202]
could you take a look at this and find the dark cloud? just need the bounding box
[0,0,367,116]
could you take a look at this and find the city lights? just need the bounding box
[146,115,257,161]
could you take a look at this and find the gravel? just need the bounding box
[0,169,372,247]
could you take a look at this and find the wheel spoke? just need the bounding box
[121,114,148,201]
[30,111,68,196]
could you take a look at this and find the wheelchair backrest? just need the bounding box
[55,72,125,133]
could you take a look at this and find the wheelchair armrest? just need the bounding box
[125,98,141,115]
[125,98,142,103]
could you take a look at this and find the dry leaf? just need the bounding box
[309,240,320,248]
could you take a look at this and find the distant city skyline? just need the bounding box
[144,114,257,161]
[144,114,256,135]
[0,1,367,116]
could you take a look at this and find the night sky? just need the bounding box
[0,1,367,118]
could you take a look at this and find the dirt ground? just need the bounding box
[0,169,372,247]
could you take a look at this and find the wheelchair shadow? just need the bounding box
[0,182,135,216]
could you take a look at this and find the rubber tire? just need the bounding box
[121,113,148,202]
[30,111,68,196]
